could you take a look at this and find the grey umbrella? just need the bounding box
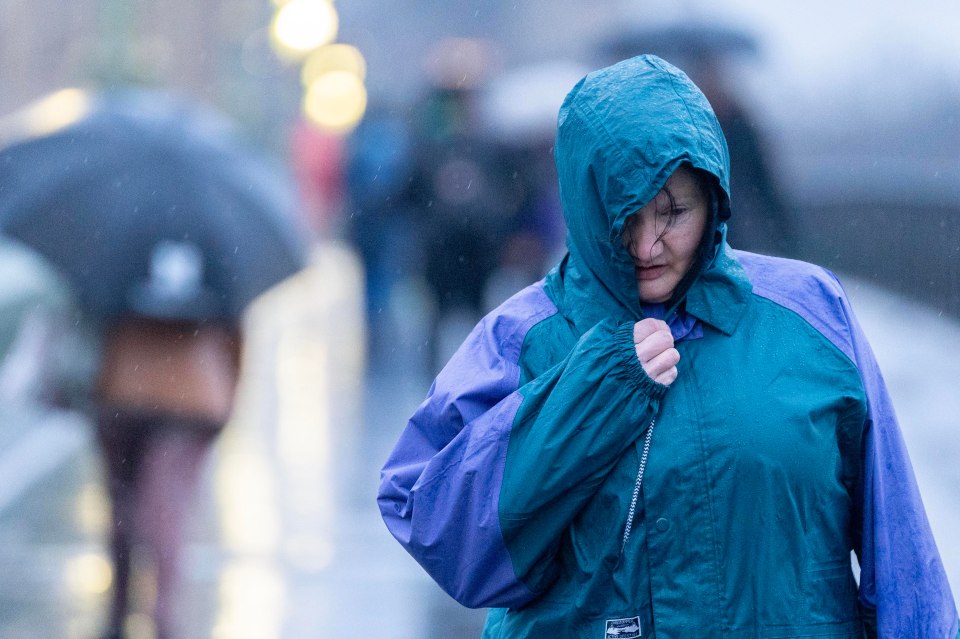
[0,88,309,325]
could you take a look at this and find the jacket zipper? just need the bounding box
[620,416,657,554]
[618,300,681,556]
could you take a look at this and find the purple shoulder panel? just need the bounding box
[419,282,558,437]
[734,250,855,360]
[378,281,558,608]
[736,250,958,637]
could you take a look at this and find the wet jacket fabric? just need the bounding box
[378,55,958,638]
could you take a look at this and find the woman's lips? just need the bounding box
[635,265,667,281]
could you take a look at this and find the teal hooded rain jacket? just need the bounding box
[378,55,958,639]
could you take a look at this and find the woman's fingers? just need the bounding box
[634,329,673,362]
[633,317,666,343]
[646,348,680,385]
[633,318,679,385]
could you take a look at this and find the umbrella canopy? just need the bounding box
[0,89,309,325]
[599,22,759,66]
[479,60,590,145]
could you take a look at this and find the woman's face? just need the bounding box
[622,167,709,304]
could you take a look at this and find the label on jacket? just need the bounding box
[605,616,641,638]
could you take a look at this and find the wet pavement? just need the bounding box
[0,242,486,639]
[0,243,957,638]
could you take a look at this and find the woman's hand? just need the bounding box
[633,318,679,386]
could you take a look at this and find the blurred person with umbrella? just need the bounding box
[600,21,797,257]
[0,88,307,639]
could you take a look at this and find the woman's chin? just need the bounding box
[638,286,672,304]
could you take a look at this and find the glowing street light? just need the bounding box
[270,0,339,60]
[0,88,93,145]
[302,70,367,133]
[301,43,366,87]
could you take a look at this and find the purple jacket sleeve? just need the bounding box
[376,284,663,608]
[377,285,555,608]
[841,294,959,638]
[739,251,958,638]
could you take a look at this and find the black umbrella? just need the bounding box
[0,89,309,325]
[598,22,759,66]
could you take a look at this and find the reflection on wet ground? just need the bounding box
[0,245,957,638]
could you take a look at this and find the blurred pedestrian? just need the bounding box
[343,106,417,362]
[290,116,347,240]
[406,81,522,372]
[679,54,795,256]
[476,61,586,314]
[0,89,307,639]
[378,55,958,638]
[95,311,239,639]
[393,39,529,374]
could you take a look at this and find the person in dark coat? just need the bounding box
[95,242,242,639]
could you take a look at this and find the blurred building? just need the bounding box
[0,0,300,151]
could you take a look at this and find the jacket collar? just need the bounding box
[548,241,751,338]
[683,242,752,336]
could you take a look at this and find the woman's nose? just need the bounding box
[629,217,663,263]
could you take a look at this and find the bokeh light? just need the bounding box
[270,0,339,59]
[302,70,367,132]
[212,560,285,639]
[301,43,366,87]
[215,446,281,554]
[0,88,93,143]
[64,552,113,596]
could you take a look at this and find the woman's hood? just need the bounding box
[554,54,732,320]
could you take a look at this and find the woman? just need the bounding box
[87,237,248,639]
[96,315,240,639]
[377,55,958,638]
